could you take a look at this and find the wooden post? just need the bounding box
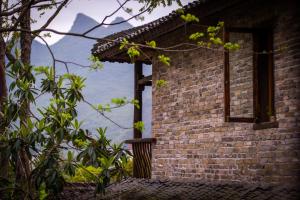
[134,61,144,138]
[223,28,230,122]
[267,30,275,120]
[125,138,156,178]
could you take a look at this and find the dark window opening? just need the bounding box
[224,27,275,124]
[254,30,274,123]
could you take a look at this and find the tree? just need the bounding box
[0,0,183,199]
[0,0,9,181]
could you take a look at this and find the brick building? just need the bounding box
[92,0,300,185]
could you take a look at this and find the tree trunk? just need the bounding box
[0,34,7,102]
[0,0,9,181]
[14,0,34,198]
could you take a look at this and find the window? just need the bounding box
[224,27,275,124]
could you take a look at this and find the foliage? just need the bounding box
[88,55,104,71]
[223,42,240,50]
[64,165,102,182]
[134,121,145,133]
[120,39,141,62]
[121,12,240,91]
[127,46,141,60]
[146,40,157,48]
[64,160,134,183]
[94,97,140,113]
[189,32,204,40]
[180,13,199,23]
[156,79,167,88]
[137,0,182,12]
[120,38,129,50]
[158,55,171,66]
[0,46,132,198]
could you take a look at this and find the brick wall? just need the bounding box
[151,1,300,185]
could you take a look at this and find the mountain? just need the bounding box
[30,14,152,143]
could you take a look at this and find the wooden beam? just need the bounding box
[253,31,259,122]
[253,121,278,130]
[124,138,157,144]
[228,117,255,123]
[224,28,230,122]
[138,75,152,86]
[134,61,143,139]
[267,29,275,119]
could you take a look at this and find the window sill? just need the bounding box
[253,121,279,130]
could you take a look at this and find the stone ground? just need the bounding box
[59,178,300,200]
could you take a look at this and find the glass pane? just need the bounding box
[229,32,254,118]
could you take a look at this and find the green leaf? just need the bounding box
[217,21,224,27]
[224,42,240,50]
[134,121,145,133]
[158,55,171,66]
[207,26,220,33]
[127,46,140,59]
[14,48,21,59]
[119,38,129,50]
[180,13,199,23]
[130,99,140,109]
[210,37,223,45]
[111,97,127,106]
[146,40,157,48]
[156,79,167,88]
[67,151,73,161]
[189,32,204,40]
[97,104,103,111]
[73,139,88,148]
[104,104,111,112]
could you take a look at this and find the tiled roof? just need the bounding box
[57,182,96,200]
[91,0,207,62]
[58,178,300,200]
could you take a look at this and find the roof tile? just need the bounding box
[91,0,206,60]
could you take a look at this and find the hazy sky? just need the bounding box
[32,0,191,44]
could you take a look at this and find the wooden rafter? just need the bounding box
[138,75,152,86]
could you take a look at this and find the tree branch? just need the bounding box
[0,0,54,16]
[82,0,130,35]
[33,0,70,39]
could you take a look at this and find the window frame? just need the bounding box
[224,27,275,123]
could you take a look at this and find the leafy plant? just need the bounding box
[0,52,133,198]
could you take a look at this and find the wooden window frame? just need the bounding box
[224,27,275,123]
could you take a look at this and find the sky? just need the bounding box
[32,0,192,45]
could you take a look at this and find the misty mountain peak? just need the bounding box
[74,13,97,24]
[70,13,99,33]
